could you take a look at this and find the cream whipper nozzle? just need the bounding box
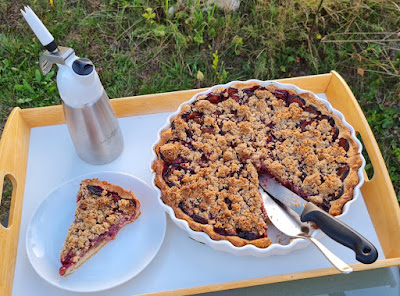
[21,6,58,52]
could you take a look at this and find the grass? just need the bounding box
[0,0,399,218]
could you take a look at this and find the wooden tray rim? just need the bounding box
[0,71,399,296]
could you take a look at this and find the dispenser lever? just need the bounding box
[39,47,75,75]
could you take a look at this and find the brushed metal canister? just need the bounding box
[53,50,124,165]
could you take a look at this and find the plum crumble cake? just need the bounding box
[59,178,141,276]
[152,82,362,248]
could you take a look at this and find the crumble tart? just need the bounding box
[152,82,362,249]
[59,178,141,276]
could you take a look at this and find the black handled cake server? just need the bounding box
[261,188,353,273]
[259,174,378,264]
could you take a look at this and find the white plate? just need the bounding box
[26,171,166,292]
[151,79,365,257]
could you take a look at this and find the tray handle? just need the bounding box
[327,71,400,259]
[0,107,31,296]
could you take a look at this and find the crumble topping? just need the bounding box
[153,83,362,248]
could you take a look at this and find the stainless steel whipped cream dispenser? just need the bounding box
[21,6,123,165]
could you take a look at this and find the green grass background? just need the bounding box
[0,0,399,218]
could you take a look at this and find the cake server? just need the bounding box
[261,189,353,273]
[259,174,378,264]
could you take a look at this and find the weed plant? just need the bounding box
[0,0,399,206]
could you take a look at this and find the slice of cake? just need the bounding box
[59,178,141,276]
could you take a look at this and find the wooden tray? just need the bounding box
[1,71,399,296]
